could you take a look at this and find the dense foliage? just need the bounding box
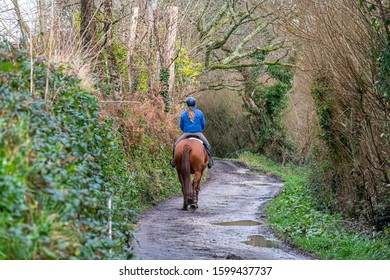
[2,0,388,260]
[308,43,389,230]
[238,152,390,260]
[0,42,177,259]
[243,62,295,163]
[288,0,390,230]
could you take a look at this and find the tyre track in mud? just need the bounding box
[131,160,313,260]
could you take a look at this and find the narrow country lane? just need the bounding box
[132,160,313,260]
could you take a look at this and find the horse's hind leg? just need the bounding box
[182,187,189,210]
[182,198,189,210]
[182,191,189,210]
[178,172,188,210]
[192,171,202,209]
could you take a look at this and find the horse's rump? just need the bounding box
[174,139,207,168]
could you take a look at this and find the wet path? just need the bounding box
[131,160,313,260]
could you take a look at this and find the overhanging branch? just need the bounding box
[207,61,296,70]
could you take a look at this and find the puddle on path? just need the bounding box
[213,220,261,226]
[242,235,279,248]
[240,181,271,186]
[236,168,251,174]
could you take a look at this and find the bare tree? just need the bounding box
[127,7,139,94]
[147,0,159,93]
[165,5,178,94]
[287,0,390,228]
[10,0,30,42]
[102,0,121,99]
[38,0,47,39]
[80,0,98,62]
[195,0,289,71]
[191,0,294,129]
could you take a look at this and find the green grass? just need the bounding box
[237,151,390,260]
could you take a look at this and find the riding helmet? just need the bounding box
[185,96,196,107]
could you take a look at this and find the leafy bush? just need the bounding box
[0,42,177,259]
[238,152,390,260]
[377,46,390,99]
[249,63,296,162]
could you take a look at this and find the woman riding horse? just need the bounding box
[170,96,214,168]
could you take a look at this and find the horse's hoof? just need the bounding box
[182,206,188,210]
[190,204,197,211]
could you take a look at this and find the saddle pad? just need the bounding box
[188,137,203,144]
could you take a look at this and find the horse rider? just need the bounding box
[170,96,214,168]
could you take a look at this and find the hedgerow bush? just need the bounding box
[238,152,390,260]
[0,42,177,259]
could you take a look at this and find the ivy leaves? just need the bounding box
[0,42,127,259]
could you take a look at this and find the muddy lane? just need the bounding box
[132,160,312,260]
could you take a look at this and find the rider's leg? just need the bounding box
[195,134,214,168]
[204,145,214,168]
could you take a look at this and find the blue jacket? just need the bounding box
[180,106,206,133]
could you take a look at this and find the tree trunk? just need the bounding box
[166,6,178,95]
[127,7,139,94]
[147,1,158,94]
[80,0,98,63]
[11,0,30,43]
[102,0,121,99]
[38,0,47,39]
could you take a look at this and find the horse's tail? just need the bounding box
[182,143,192,202]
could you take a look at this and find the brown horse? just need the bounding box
[174,138,208,210]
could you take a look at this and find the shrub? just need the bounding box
[0,42,173,259]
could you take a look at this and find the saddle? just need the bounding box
[184,134,204,144]
[171,134,213,168]
[180,135,212,157]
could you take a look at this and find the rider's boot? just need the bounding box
[205,145,214,168]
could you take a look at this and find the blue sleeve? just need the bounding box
[200,112,206,130]
[180,113,185,131]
